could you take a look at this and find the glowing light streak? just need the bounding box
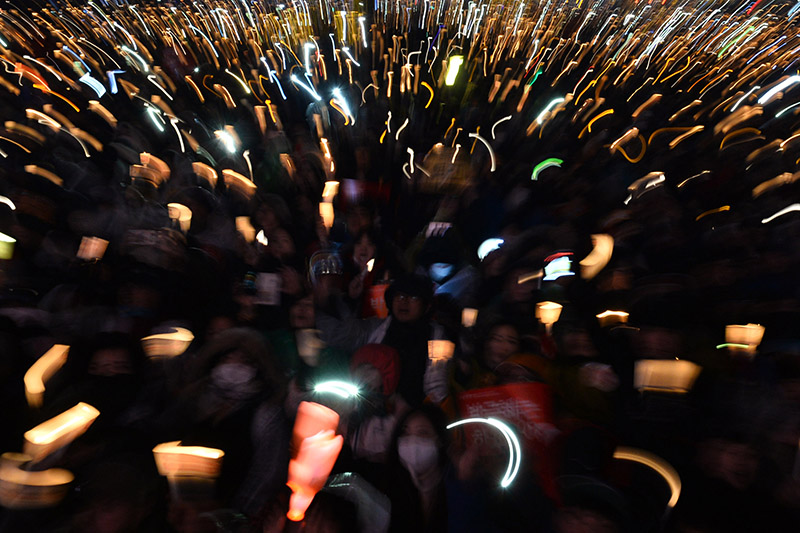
[469,132,496,172]
[314,380,360,399]
[447,417,521,488]
[613,447,681,508]
[290,74,321,101]
[491,115,512,140]
[395,118,409,140]
[761,204,800,224]
[695,205,730,221]
[531,158,563,180]
[759,76,800,105]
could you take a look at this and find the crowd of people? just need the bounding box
[0,1,799,532]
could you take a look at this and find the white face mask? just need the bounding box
[211,362,257,390]
[398,435,439,477]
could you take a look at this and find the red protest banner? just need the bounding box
[457,383,559,498]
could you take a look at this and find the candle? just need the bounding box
[24,344,69,408]
[24,403,100,461]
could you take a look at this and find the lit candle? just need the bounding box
[24,344,69,408]
[24,403,100,461]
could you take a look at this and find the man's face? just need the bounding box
[391,292,425,323]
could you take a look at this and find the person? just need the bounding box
[317,273,448,406]
[346,344,409,477]
[153,328,290,516]
[381,405,451,533]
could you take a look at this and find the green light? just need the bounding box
[532,158,563,180]
[716,343,750,349]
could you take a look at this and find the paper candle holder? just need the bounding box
[76,236,109,261]
[141,327,195,358]
[167,203,192,232]
[428,340,456,362]
[24,344,69,408]
[24,403,100,461]
[0,453,74,509]
[596,310,629,328]
[319,202,335,230]
[462,308,478,328]
[634,359,702,393]
[152,441,224,479]
[725,324,765,353]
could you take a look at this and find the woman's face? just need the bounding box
[353,234,376,268]
[269,228,295,260]
[289,296,315,329]
[401,413,438,441]
[484,325,520,369]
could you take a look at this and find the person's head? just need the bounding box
[385,274,433,323]
[288,293,315,329]
[482,321,521,370]
[194,328,283,402]
[391,405,450,480]
[86,332,143,378]
[268,227,296,262]
[351,230,378,269]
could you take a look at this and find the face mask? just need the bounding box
[398,435,439,477]
[211,362,257,390]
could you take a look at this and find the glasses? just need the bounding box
[395,294,422,303]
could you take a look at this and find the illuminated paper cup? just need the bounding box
[321,181,339,202]
[24,344,69,408]
[0,231,15,260]
[536,301,563,334]
[167,203,192,232]
[428,340,455,363]
[296,329,325,367]
[141,328,195,358]
[0,453,74,509]
[152,442,224,479]
[634,359,702,393]
[24,403,100,462]
[462,308,478,328]
[235,216,256,243]
[287,429,344,522]
[291,402,340,457]
[725,324,765,353]
[76,236,109,261]
[596,310,629,328]
[319,202,335,230]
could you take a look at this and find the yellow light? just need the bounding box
[192,162,218,188]
[152,441,224,478]
[319,202,334,230]
[580,234,614,280]
[24,403,100,461]
[236,216,256,243]
[141,327,195,358]
[634,359,701,393]
[613,447,681,508]
[24,345,69,408]
[167,203,192,232]
[321,181,339,202]
[445,55,464,86]
[428,340,455,362]
[0,231,15,260]
[462,308,478,328]
[596,310,629,327]
[725,324,765,354]
[536,301,563,327]
[0,453,74,509]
